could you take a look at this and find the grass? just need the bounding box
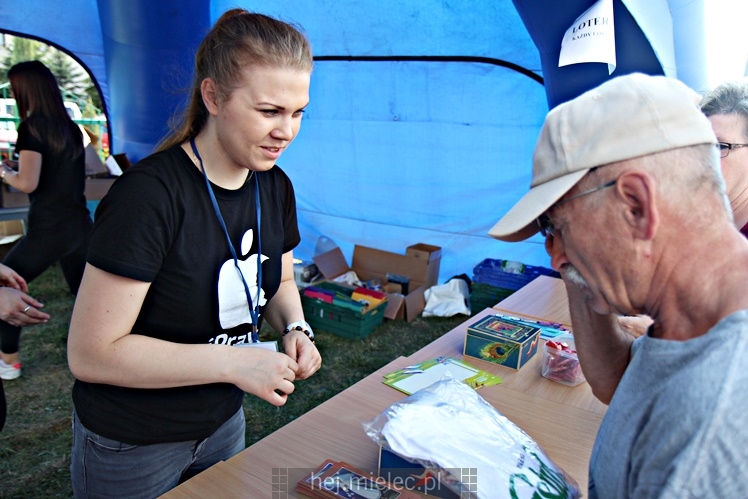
[0,265,468,498]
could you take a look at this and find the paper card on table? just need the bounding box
[383,356,501,395]
[493,313,570,341]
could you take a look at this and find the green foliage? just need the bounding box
[0,35,103,117]
[2,38,44,75]
[0,265,469,497]
[83,85,103,116]
[43,50,88,98]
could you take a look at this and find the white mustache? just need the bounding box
[562,265,589,289]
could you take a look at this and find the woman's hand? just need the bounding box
[229,346,299,406]
[282,331,322,379]
[0,288,50,326]
[0,263,28,291]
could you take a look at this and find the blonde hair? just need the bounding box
[156,9,312,152]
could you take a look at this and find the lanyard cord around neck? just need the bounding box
[190,138,263,342]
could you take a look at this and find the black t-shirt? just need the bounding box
[14,118,90,232]
[72,145,301,444]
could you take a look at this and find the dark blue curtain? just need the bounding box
[97,0,211,160]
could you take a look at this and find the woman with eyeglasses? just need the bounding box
[700,79,748,238]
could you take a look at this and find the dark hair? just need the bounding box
[7,60,82,159]
[156,9,313,152]
[700,80,748,140]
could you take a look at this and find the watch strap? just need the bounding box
[283,320,314,343]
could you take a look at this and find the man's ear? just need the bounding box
[615,170,658,241]
[200,78,219,116]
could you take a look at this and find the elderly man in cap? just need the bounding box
[490,73,748,497]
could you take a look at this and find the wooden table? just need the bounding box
[163,275,605,498]
[163,357,413,498]
[493,275,571,326]
[409,276,604,415]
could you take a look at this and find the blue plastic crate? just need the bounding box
[472,259,558,291]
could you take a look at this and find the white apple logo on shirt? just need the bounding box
[217,229,268,329]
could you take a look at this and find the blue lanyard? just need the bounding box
[190,138,263,342]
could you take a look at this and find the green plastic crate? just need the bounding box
[301,282,387,340]
[469,282,515,314]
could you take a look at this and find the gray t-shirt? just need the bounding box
[589,310,748,498]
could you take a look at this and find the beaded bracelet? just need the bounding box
[283,321,315,343]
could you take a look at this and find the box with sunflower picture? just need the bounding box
[463,315,540,370]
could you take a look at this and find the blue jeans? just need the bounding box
[70,408,246,498]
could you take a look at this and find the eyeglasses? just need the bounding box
[718,142,748,158]
[537,214,555,237]
[536,178,618,237]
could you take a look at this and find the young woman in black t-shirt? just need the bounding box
[67,10,321,497]
[0,61,92,380]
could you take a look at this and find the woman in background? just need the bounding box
[0,261,51,430]
[700,79,748,237]
[0,60,91,380]
[67,9,321,497]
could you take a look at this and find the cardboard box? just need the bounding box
[84,177,117,201]
[405,243,442,288]
[379,447,460,499]
[0,183,28,208]
[84,143,107,176]
[463,315,540,370]
[0,220,24,259]
[312,243,442,322]
[0,177,116,207]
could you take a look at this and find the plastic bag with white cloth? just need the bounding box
[422,274,471,317]
[363,378,581,499]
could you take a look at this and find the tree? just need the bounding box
[0,35,104,116]
[85,83,104,114]
[44,47,89,98]
[0,36,45,86]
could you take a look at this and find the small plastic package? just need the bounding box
[363,378,581,499]
[541,334,585,387]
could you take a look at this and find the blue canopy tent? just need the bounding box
[0,0,738,283]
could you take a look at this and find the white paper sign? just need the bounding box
[558,0,616,75]
[104,155,123,176]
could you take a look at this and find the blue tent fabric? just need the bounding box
[0,0,701,283]
[0,0,109,121]
[281,59,548,275]
[236,0,550,277]
[97,0,210,160]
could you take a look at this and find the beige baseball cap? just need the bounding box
[488,73,717,242]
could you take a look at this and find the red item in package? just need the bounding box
[541,336,586,387]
